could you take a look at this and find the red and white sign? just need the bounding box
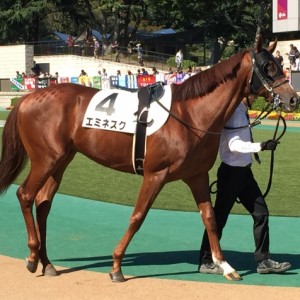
[278,0,287,20]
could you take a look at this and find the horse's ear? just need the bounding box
[267,38,277,54]
[255,34,263,52]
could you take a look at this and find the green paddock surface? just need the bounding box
[0,185,299,287]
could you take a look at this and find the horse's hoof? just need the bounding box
[224,271,242,281]
[25,257,38,273]
[42,264,58,276]
[109,271,125,282]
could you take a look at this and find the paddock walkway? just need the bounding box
[0,185,299,289]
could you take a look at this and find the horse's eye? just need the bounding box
[263,61,278,78]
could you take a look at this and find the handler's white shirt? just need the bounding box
[219,102,262,167]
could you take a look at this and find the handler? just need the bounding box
[199,96,291,275]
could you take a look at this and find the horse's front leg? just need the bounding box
[109,170,167,282]
[183,173,241,281]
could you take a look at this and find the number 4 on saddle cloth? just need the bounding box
[82,82,172,175]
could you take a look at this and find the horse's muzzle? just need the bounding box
[289,95,299,111]
[280,95,299,112]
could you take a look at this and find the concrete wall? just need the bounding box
[0,44,151,79]
[33,55,145,78]
[0,45,34,78]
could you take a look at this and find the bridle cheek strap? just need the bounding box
[249,50,288,94]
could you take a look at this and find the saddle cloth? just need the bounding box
[82,85,172,136]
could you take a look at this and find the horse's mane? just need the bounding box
[172,51,247,101]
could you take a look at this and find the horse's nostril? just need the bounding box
[291,96,299,107]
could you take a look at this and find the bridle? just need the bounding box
[249,49,289,95]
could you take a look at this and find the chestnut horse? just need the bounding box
[0,35,298,282]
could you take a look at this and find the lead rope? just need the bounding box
[262,113,286,198]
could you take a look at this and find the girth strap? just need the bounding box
[133,82,165,175]
[133,87,152,175]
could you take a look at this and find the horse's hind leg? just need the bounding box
[110,171,167,282]
[183,173,241,281]
[17,155,72,274]
[34,154,75,276]
[34,172,66,276]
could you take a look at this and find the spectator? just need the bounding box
[116,70,121,76]
[136,43,144,66]
[21,72,26,79]
[286,44,298,66]
[152,67,159,75]
[294,52,300,70]
[127,41,133,58]
[175,49,183,70]
[31,61,40,77]
[102,68,108,77]
[67,35,75,53]
[54,72,59,83]
[112,41,120,62]
[283,67,290,81]
[141,68,148,75]
[16,71,22,79]
[79,69,88,77]
[67,35,75,47]
[93,38,100,59]
[274,50,284,69]
[39,71,46,78]
[79,69,89,86]
[127,70,132,75]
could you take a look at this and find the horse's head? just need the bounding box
[249,34,299,112]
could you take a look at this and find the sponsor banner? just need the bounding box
[101,77,111,90]
[92,76,101,89]
[110,75,119,88]
[24,77,36,90]
[10,77,24,91]
[126,75,138,89]
[49,78,57,85]
[37,78,48,89]
[59,77,70,83]
[71,77,79,84]
[137,75,156,87]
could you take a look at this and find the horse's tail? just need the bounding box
[0,103,27,196]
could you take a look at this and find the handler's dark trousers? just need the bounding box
[199,162,270,265]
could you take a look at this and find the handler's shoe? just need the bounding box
[198,262,223,275]
[257,259,291,274]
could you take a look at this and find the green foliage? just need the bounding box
[251,97,267,111]
[10,97,21,107]
[166,57,196,70]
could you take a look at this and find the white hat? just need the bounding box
[136,43,141,46]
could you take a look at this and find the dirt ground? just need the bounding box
[1,255,299,300]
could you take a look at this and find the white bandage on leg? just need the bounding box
[212,254,235,275]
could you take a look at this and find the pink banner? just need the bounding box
[278,0,287,20]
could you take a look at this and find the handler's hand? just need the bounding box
[260,139,279,151]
